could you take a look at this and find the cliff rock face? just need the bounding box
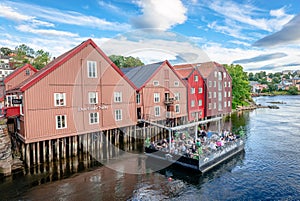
[0,125,12,176]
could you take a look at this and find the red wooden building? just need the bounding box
[122,60,188,126]
[173,64,205,121]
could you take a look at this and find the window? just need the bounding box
[87,61,97,78]
[224,91,227,98]
[198,99,202,106]
[224,82,227,87]
[175,104,180,113]
[154,93,160,103]
[54,93,66,106]
[208,103,212,109]
[218,103,222,110]
[228,91,231,97]
[228,82,231,87]
[89,112,99,124]
[191,100,195,107]
[154,106,160,116]
[224,73,227,78]
[174,92,180,101]
[218,92,222,101]
[190,88,195,94]
[153,81,159,86]
[136,93,141,104]
[214,71,217,78]
[213,92,216,98]
[218,72,222,80]
[214,102,216,109]
[114,92,122,102]
[208,81,212,87]
[208,92,212,98]
[56,115,67,129]
[115,109,122,121]
[194,75,198,82]
[88,92,98,104]
[228,101,231,107]
[198,87,203,93]
[214,81,216,87]
[25,69,30,75]
[224,101,227,108]
[174,81,179,87]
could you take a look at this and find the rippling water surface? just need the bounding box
[1,95,300,200]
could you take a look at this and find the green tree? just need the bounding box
[0,47,12,56]
[224,64,251,109]
[109,55,144,68]
[248,72,254,81]
[287,86,298,95]
[32,49,51,70]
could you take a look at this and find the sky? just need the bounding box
[1,0,300,72]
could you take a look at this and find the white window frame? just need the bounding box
[228,101,231,107]
[191,87,195,94]
[154,93,160,103]
[213,92,216,98]
[214,71,217,78]
[198,99,202,106]
[224,101,227,108]
[175,104,180,113]
[228,91,231,97]
[89,112,99,124]
[136,93,141,104]
[174,81,179,87]
[87,61,97,78]
[194,75,198,82]
[208,92,212,98]
[153,80,159,86]
[228,82,231,87]
[54,93,66,106]
[214,81,216,87]
[154,106,160,116]
[198,87,203,94]
[224,82,227,87]
[208,103,212,110]
[115,109,122,121]
[174,92,180,101]
[114,92,122,103]
[214,102,216,109]
[191,100,195,107]
[56,115,67,129]
[88,92,98,104]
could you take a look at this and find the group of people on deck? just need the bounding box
[148,128,239,160]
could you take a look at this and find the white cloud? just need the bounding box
[0,4,33,21]
[131,0,187,30]
[208,0,294,32]
[16,25,79,37]
[1,1,131,31]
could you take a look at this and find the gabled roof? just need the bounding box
[122,60,184,91]
[195,62,218,78]
[4,63,38,84]
[10,39,135,92]
[122,61,164,90]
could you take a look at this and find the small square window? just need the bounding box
[54,93,66,106]
[114,92,122,102]
[89,112,99,124]
[153,81,159,86]
[56,115,67,129]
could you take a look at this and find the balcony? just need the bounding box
[164,97,175,105]
[5,106,21,117]
[166,111,175,118]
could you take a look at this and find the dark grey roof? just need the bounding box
[121,61,164,89]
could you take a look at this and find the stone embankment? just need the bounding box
[0,124,12,176]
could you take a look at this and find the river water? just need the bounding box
[1,95,300,200]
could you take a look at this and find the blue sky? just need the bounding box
[1,0,300,72]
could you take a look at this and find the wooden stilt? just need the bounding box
[56,139,60,161]
[42,141,46,163]
[32,143,36,165]
[48,140,52,162]
[25,143,30,168]
[36,142,40,164]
